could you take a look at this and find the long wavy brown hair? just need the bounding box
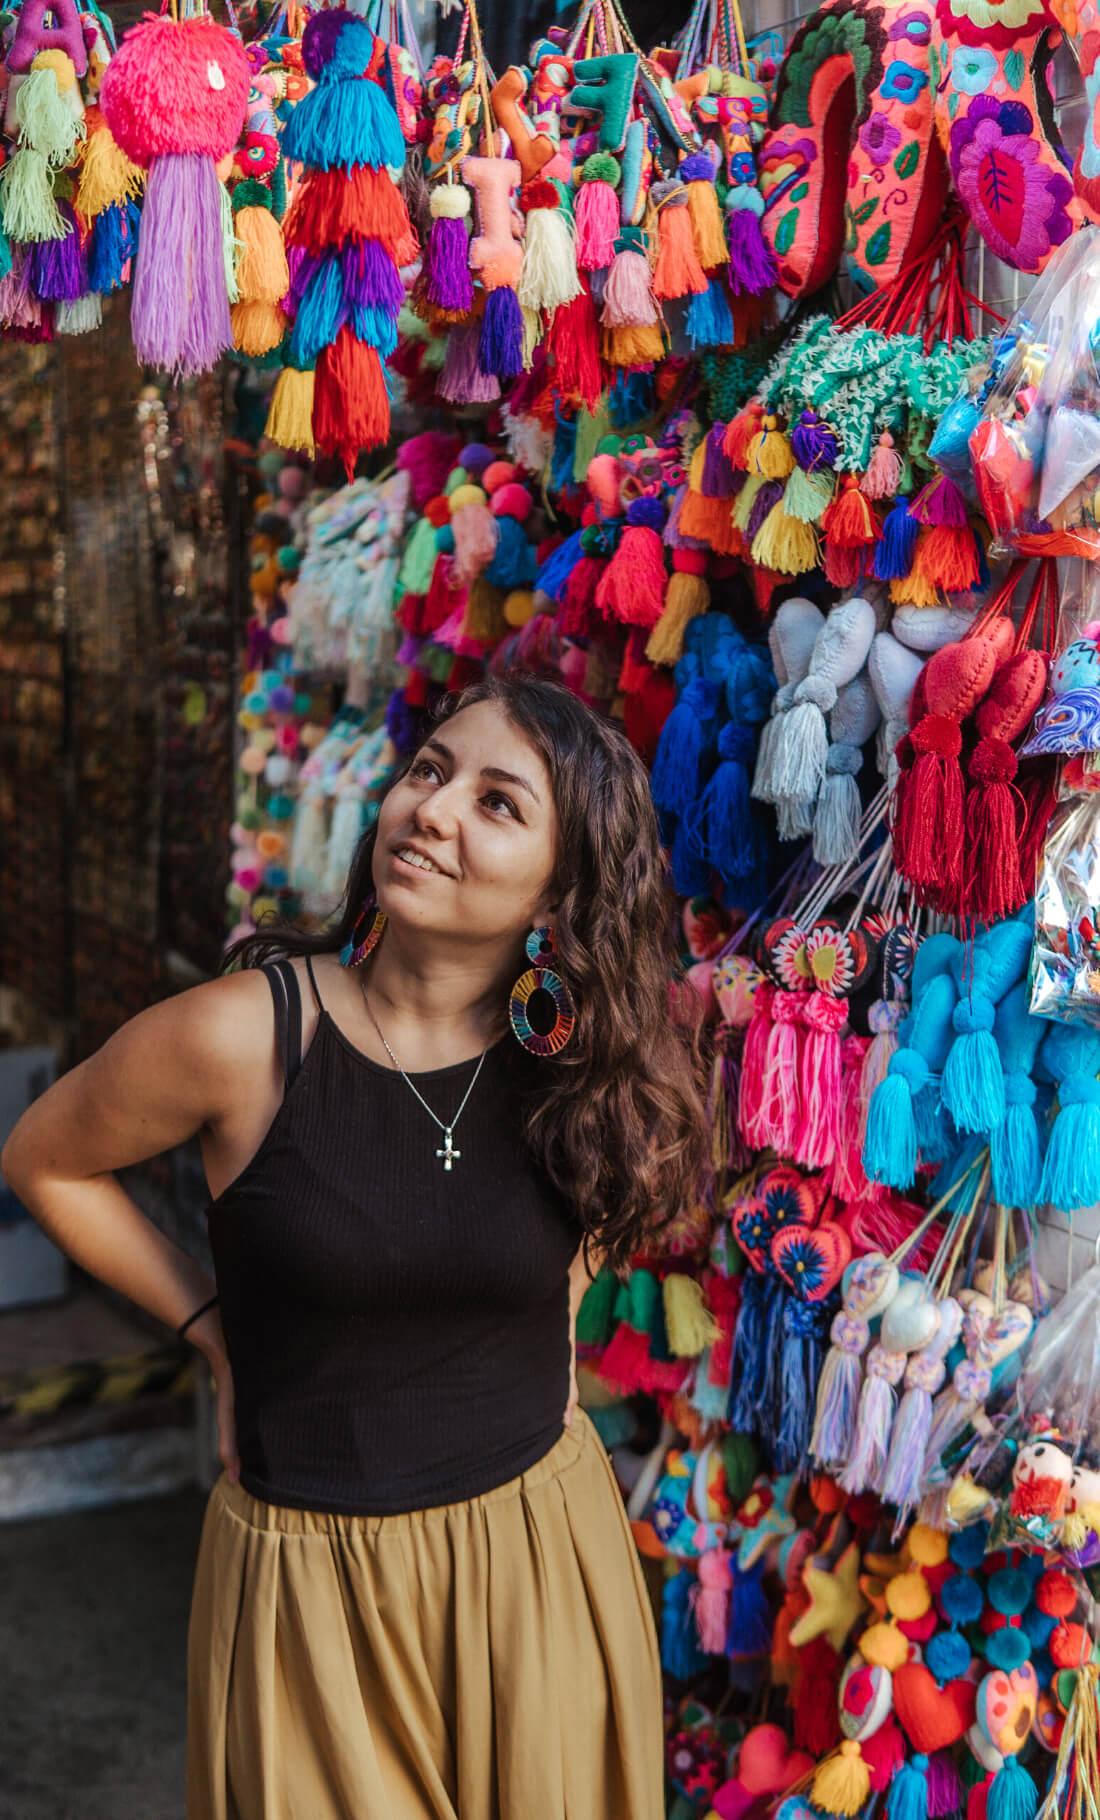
[225,675,708,1275]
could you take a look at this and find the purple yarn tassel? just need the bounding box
[341,237,403,314]
[438,319,500,403]
[791,410,841,473]
[30,201,87,302]
[726,206,777,296]
[426,214,473,312]
[478,283,523,380]
[702,423,736,498]
[745,478,784,540]
[132,154,233,376]
[926,1750,963,1818]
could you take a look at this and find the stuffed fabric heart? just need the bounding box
[893,1662,977,1752]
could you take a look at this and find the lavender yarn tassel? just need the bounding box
[439,318,500,404]
[132,154,233,375]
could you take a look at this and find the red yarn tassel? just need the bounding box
[963,737,1025,923]
[314,329,389,478]
[896,715,965,906]
[286,165,414,260]
[559,554,605,634]
[1016,755,1060,893]
[547,282,603,412]
[911,524,980,593]
[595,526,668,628]
[723,401,762,470]
[822,544,864,589]
[792,1639,842,1756]
[823,475,881,550]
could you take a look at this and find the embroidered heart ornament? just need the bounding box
[893,1662,976,1753]
[772,1221,852,1301]
[730,1195,774,1273]
[977,1663,1038,1757]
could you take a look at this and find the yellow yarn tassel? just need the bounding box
[812,1743,871,1817]
[1062,1511,1089,1553]
[732,473,764,534]
[265,366,315,456]
[751,501,819,575]
[601,321,665,367]
[686,179,728,270]
[890,570,940,607]
[663,1273,720,1356]
[687,437,707,491]
[76,117,142,217]
[646,571,709,666]
[464,577,508,643]
[231,299,287,357]
[235,205,290,306]
[746,414,795,479]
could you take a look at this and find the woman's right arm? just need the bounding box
[0,969,278,1480]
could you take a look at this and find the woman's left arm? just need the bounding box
[564,1238,607,1427]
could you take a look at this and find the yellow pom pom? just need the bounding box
[503,589,535,627]
[449,483,488,509]
[885,1570,931,1623]
[813,1742,870,1818]
[907,1524,949,1569]
[860,1620,909,1672]
[663,1273,720,1357]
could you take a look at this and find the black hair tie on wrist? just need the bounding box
[177,1294,219,1340]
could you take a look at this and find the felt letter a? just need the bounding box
[8,0,88,76]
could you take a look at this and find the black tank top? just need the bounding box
[205,957,585,1515]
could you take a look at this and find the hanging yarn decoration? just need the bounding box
[574,151,622,272]
[426,182,474,313]
[879,1298,963,1524]
[1037,1022,1100,1213]
[230,178,289,357]
[78,106,143,295]
[940,919,1031,1138]
[652,180,708,302]
[0,47,86,247]
[99,14,250,374]
[811,1253,899,1469]
[277,11,408,475]
[990,984,1045,1209]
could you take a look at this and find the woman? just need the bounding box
[3,674,706,1820]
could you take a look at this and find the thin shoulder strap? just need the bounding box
[261,960,304,1090]
[304,952,324,1014]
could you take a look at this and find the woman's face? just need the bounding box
[373,701,559,948]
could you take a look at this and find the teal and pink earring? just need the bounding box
[341,894,387,967]
[510,926,576,1056]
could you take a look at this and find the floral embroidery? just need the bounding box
[949,42,998,95]
[950,95,1074,268]
[936,0,1049,47]
[859,109,903,164]
[880,58,930,102]
[888,5,934,42]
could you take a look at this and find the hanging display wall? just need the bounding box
[4,0,1100,1809]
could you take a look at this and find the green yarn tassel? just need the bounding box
[220,178,240,304]
[0,147,64,242]
[783,465,834,524]
[16,67,85,166]
[576,1266,618,1346]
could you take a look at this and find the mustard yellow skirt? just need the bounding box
[185,1405,665,1820]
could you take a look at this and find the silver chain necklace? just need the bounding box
[360,989,488,1171]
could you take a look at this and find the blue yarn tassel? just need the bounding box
[0,225,11,283]
[913,1081,952,1163]
[291,254,347,365]
[726,1560,772,1657]
[693,725,755,881]
[608,367,654,426]
[478,285,523,380]
[991,1089,1042,1207]
[686,277,733,350]
[485,514,536,588]
[348,302,399,356]
[669,814,711,896]
[863,1071,919,1186]
[942,1026,1005,1133]
[88,199,139,294]
[1040,1092,1100,1212]
[774,1297,827,1473]
[987,1755,1037,1820]
[662,1568,709,1679]
[650,680,720,820]
[550,410,577,497]
[281,68,405,173]
[756,1272,786,1445]
[728,1271,765,1432]
[889,1754,930,1820]
[873,495,919,580]
[535,528,585,603]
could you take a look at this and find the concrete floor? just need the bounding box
[2,1486,208,1820]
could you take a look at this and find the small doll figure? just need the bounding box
[1062,1454,1100,1568]
[1010,1435,1073,1520]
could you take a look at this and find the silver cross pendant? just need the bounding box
[436,1130,460,1171]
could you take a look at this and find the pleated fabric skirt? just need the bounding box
[185,1404,665,1820]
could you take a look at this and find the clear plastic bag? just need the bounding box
[1030,788,1100,1026]
[968,227,1100,558]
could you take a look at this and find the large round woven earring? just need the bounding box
[509,926,576,1056]
[341,895,387,967]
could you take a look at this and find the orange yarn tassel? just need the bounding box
[652,202,708,301]
[313,329,389,479]
[910,524,980,592]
